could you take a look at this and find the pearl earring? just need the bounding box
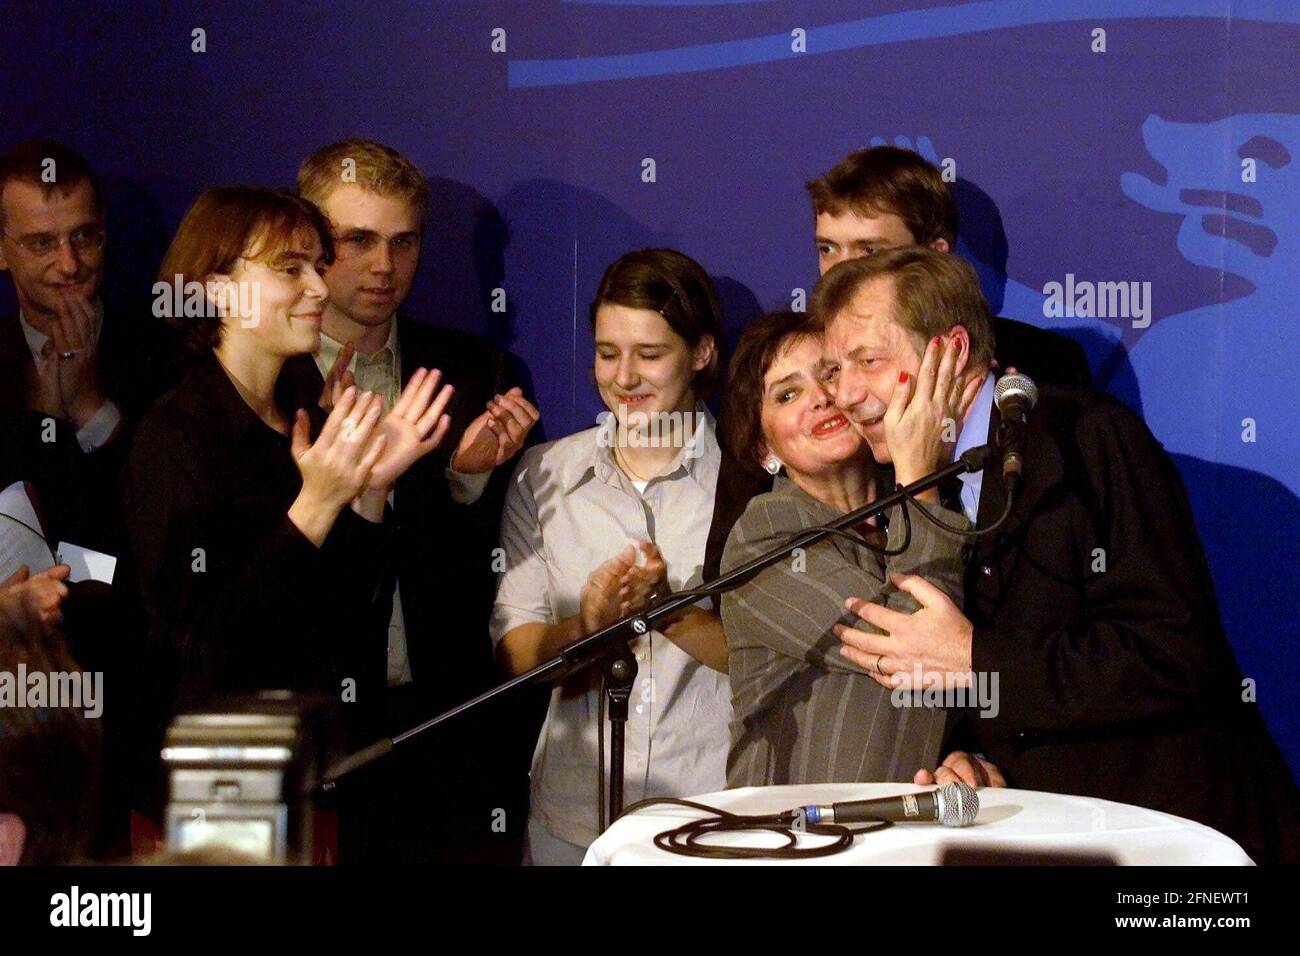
[763,456,782,476]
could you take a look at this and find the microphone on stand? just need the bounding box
[993,372,1039,494]
[791,781,980,828]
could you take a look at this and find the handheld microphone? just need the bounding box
[993,372,1038,493]
[793,782,979,828]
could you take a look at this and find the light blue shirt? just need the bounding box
[953,373,995,522]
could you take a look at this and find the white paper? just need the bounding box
[0,481,56,578]
[56,541,117,584]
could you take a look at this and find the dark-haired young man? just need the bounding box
[807,145,1090,386]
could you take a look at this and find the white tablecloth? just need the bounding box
[583,783,1253,865]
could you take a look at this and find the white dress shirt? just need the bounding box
[313,324,493,686]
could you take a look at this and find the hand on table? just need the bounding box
[914,751,1006,789]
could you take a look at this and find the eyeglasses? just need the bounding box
[1,225,106,257]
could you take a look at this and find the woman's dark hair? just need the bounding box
[588,248,723,398]
[721,309,822,470]
[158,186,333,353]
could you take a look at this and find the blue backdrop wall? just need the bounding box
[3,0,1296,775]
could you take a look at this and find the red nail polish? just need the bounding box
[899,371,909,383]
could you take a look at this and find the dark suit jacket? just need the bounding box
[122,354,392,721]
[951,385,1300,864]
[0,298,179,554]
[3,300,180,857]
[281,317,520,713]
[703,317,1092,584]
[119,353,393,836]
[280,317,535,863]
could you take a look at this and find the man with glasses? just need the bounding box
[0,141,116,464]
[286,139,539,864]
[0,139,177,860]
[0,140,177,544]
[0,136,184,543]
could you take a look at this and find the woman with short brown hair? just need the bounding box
[124,187,453,726]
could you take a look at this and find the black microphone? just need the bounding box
[993,372,1038,493]
[793,782,979,827]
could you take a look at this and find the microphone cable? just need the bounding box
[616,796,890,860]
[896,478,1015,539]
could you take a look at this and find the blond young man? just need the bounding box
[287,140,539,864]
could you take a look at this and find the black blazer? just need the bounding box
[951,385,1300,864]
[122,353,392,725]
[280,317,522,714]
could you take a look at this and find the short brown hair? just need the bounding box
[297,139,430,223]
[720,309,821,469]
[811,246,995,367]
[806,146,958,247]
[0,139,103,231]
[589,248,723,398]
[158,187,333,352]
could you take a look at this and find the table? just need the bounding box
[583,783,1253,865]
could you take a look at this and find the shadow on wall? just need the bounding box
[408,176,512,345]
[483,177,760,439]
[1169,452,1300,780]
[952,171,1134,385]
[954,149,1299,781]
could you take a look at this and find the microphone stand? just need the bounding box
[319,444,995,829]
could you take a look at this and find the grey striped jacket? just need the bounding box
[720,475,969,787]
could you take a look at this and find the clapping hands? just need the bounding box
[291,386,388,514]
[28,293,107,425]
[579,542,669,635]
[363,367,454,491]
[451,388,539,474]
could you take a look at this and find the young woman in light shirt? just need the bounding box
[492,248,731,865]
